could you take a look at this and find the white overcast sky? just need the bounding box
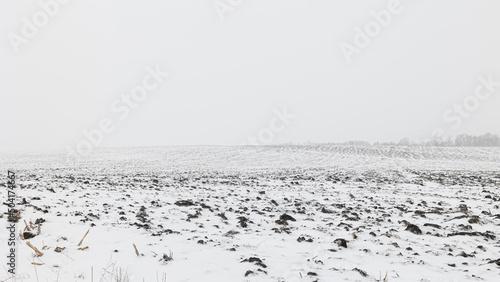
[1,0,499,151]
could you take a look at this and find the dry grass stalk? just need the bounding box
[37,224,41,235]
[24,220,30,231]
[30,220,34,229]
[133,244,140,257]
[19,231,25,240]
[14,209,22,218]
[26,242,44,256]
[77,229,90,247]
[31,262,44,266]
[78,246,89,251]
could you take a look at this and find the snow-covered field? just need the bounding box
[1,145,500,281]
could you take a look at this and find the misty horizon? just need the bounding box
[2,0,500,152]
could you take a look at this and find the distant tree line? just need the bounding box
[395,133,499,147]
[453,133,500,147]
[340,133,500,147]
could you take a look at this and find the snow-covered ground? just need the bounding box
[1,145,500,281]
